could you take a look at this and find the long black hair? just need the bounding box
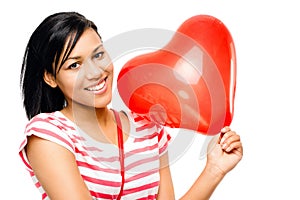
[20,12,99,120]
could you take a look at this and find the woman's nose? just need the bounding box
[83,59,104,80]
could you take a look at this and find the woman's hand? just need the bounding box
[206,126,243,176]
[179,127,243,200]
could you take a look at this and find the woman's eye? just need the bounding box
[94,51,104,60]
[68,62,80,69]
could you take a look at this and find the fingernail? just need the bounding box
[221,127,227,132]
[226,146,231,152]
[220,137,225,144]
[222,143,227,149]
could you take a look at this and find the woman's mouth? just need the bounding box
[85,77,108,94]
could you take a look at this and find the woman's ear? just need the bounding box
[43,71,58,88]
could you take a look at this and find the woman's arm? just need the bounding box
[157,153,175,200]
[26,135,92,200]
[180,126,243,200]
[179,163,225,200]
[158,127,242,200]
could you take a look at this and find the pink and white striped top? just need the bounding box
[19,111,170,199]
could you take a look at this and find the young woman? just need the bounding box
[19,11,243,200]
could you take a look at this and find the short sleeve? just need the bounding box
[158,126,171,156]
[18,113,75,171]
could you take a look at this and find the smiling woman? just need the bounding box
[43,29,114,110]
[18,11,242,200]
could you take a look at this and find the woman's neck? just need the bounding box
[61,104,119,143]
[62,103,111,121]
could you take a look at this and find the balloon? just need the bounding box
[117,15,236,135]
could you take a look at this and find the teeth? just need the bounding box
[87,80,105,91]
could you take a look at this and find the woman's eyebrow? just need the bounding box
[92,44,103,54]
[66,55,81,61]
[67,44,103,60]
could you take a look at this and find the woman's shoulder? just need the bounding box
[25,111,76,135]
[122,110,149,122]
[121,109,165,135]
[27,111,73,127]
[28,111,67,121]
[22,111,76,153]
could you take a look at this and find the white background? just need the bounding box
[1,0,300,199]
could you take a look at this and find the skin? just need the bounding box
[27,28,243,200]
[179,126,243,200]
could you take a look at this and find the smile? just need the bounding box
[85,77,108,93]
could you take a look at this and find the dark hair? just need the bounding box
[20,12,99,120]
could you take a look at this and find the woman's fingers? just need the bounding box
[219,127,241,153]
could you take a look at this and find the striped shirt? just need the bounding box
[19,111,171,199]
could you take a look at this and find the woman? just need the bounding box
[19,11,243,200]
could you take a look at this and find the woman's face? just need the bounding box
[53,28,114,109]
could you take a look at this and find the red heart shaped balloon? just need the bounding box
[117,15,236,135]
